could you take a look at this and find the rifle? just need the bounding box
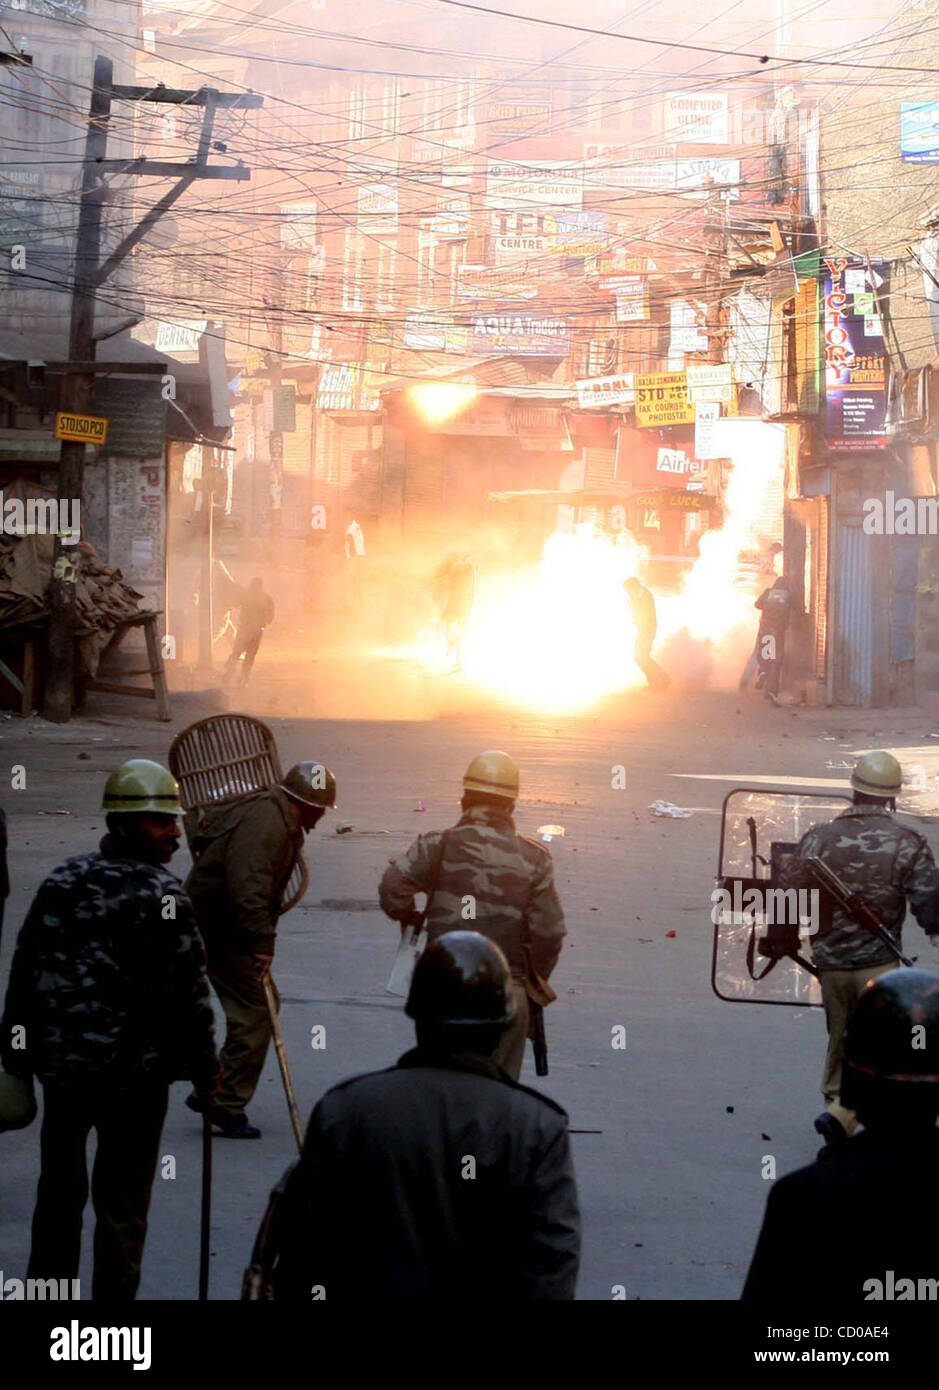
[528,1001,548,1077]
[805,856,916,968]
[523,945,556,1077]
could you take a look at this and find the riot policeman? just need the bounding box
[185,761,336,1137]
[0,760,218,1299]
[254,932,581,1301]
[778,750,939,1142]
[742,969,939,1301]
[379,751,566,1079]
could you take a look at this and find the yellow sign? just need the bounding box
[634,373,695,428]
[55,412,108,445]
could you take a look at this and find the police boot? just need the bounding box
[211,1108,261,1139]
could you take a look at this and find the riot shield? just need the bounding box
[712,787,852,1007]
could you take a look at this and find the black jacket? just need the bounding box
[269,1048,581,1301]
[742,1128,939,1301]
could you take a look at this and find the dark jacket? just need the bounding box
[0,806,7,950]
[778,804,939,970]
[185,789,302,956]
[755,582,792,639]
[627,584,657,639]
[379,804,566,979]
[237,587,275,633]
[269,1049,581,1301]
[743,1129,939,1301]
[0,834,218,1088]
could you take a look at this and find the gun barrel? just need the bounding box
[806,856,914,967]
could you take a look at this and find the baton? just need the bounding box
[262,973,305,1153]
[199,1112,212,1301]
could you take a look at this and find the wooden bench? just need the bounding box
[0,633,38,715]
[84,610,171,721]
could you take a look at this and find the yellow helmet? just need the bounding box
[462,750,520,800]
[851,751,902,798]
[102,759,183,814]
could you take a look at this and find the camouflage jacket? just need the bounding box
[0,834,218,1086]
[379,804,566,979]
[778,804,939,970]
[185,789,302,956]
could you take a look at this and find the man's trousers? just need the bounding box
[820,961,897,1132]
[208,953,277,1115]
[29,1077,169,1300]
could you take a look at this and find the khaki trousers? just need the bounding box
[493,980,530,1081]
[820,961,897,1132]
[209,954,277,1116]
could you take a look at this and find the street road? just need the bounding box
[2,684,937,1299]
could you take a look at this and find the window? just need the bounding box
[348,85,367,140]
[375,240,397,312]
[342,229,365,312]
[417,228,438,306]
[381,80,401,136]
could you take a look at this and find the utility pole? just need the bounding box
[44,55,114,723]
[42,61,262,722]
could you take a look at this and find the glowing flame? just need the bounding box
[458,527,641,712]
[408,382,477,425]
[405,419,786,713]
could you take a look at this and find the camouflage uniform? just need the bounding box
[379,804,566,1078]
[779,804,939,1123]
[0,833,218,1300]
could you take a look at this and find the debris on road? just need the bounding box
[648,800,692,818]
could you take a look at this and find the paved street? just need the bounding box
[2,681,938,1300]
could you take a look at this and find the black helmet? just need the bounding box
[841,969,939,1117]
[280,761,337,810]
[406,932,516,1027]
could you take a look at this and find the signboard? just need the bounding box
[635,372,695,428]
[544,211,608,258]
[486,100,551,136]
[901,102,939,163]
[656,446,688,473]
[686,363,733,403]
[431,196,470,238]
[669,299,708,355]
[515,405,573,452]
[627,489,714,510]
[576,374,635,408]
[606,157,740,196]
[263,386,297,433]
[279,202,318,251]
[457,265,537,300]
[0,166,45,246]
[663,92,729,144]
[823,258,888,450]
[55,412,108,445]
[155,320,206,354]
[357,183,398,233]
[486,161,583,210]
[615,279,649,323]
[317,364,379,411]
[694,402,720,459]
[595,250,655,278]
[425,398,512,436]
[402,313,468,354]
[492,233,546,262]
[471,314,570,357]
